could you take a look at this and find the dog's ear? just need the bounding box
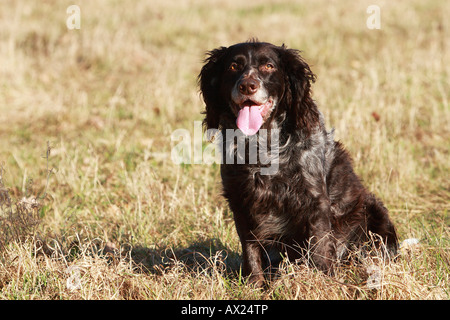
[198,46,228,130]
[278,45,320,136]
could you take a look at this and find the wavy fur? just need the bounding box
[199,41,398,286]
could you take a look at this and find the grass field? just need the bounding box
[0,0,448,300]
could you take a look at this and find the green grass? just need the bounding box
[0,0,448,299]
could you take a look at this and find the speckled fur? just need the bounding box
[199,41,398,286]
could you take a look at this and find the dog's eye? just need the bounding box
[229,63,238,71]
[260,63,275,71]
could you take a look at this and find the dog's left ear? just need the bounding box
[198,46,228,130]
[278,45,320,136]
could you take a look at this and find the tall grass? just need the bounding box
[0,0,448,299]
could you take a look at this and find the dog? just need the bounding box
[199,40,398,286]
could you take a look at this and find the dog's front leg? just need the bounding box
[308,211,337,274]
[241,238,265,287]
[231,206,266,287]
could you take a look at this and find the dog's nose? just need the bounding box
[239,78,259,95]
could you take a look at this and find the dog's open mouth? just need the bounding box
[234,99,273,136]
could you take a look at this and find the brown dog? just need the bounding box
[199,41,398,286]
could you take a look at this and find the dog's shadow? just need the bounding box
[129,239,242,277]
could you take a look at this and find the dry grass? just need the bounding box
[0,0,448,299]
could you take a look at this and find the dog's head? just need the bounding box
[199,41,319,136]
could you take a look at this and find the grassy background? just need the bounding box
[0,0,448,299]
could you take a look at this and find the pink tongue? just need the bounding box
[236,106,263,136]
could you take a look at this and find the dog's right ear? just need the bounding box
[198,46,228,130]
